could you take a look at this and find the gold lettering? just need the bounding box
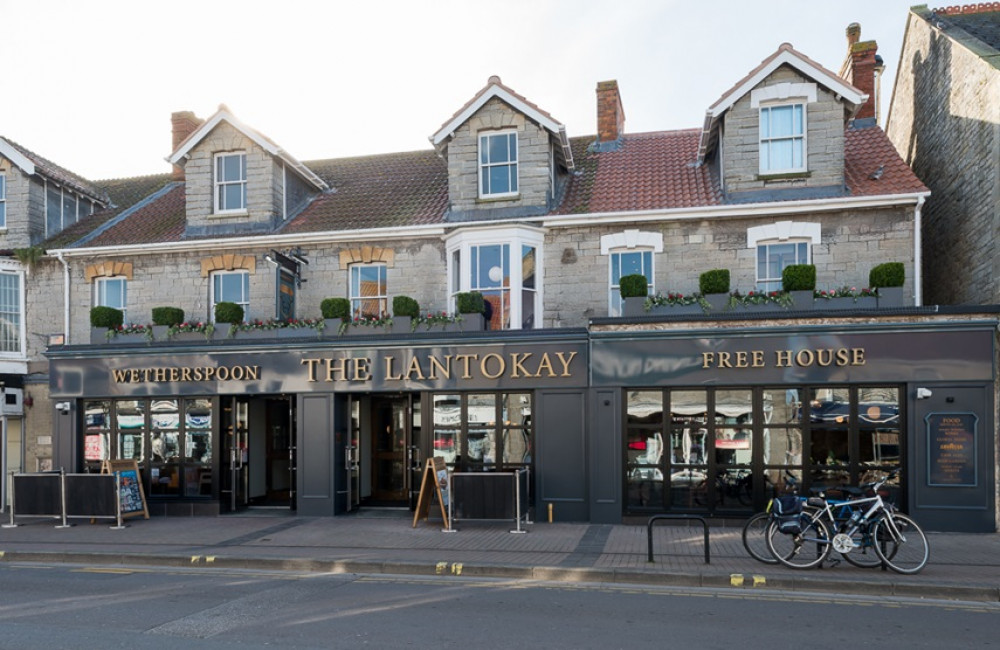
[154,368,167,382]
[836,349,850,366]
[353,358,372,381]
[302,358,321,382]
[536,353,556,378]
[718,352,732,368]
[112,369,129,383]
[795,349,815,367]
[203,367,216,381]
[181,367,192,381]
[324,358,348,382]
[852,348,866,366]
[231,366,244,380]
[775,350,792,367]
[481,353,505,379]
[554,351,578,377]
[453,354,477,379]
[143,368,154,382]
[404,356,425,381]
[816,349,834,367]
[245,366,260,380]
[384,356,402,380]
[734,351,749,368]
[702,352,715,369]
[192,367,203,381]
[752,350,765,367]
[169,367,180,382]
[510,352,533,378]
[428,355,451,380]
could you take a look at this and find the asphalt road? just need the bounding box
[0,562,996,649]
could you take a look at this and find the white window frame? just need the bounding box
[211,270,250,321]
[747,221,821,292]
[758,102,806,174]
[601,230,663,317]
[446,226,543,330]
[214,152,247,214]
[478,130,518,199]
[95,277,128,322]
[349,263,388,319]
[0,261,25,358]
[0,173,6,229]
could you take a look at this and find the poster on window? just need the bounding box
[926,412,977,487]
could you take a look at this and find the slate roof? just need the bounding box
[47,119,925,249]
[933,6,1000,52]
[0,137,108,202]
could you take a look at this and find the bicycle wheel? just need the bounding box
[873,513,929,574]
[766,511,832,569]
[741,512,777,564]
[841,522,898,568]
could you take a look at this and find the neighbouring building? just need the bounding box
[886,3,1000,306]
[1,26,995,532]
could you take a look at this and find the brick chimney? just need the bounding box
[596,80,625,145]
[171,111,203,180]
[842,23,879,122]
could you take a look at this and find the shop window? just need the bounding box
[431,392,532,472]
[446,227,542,330]
[349,263,387,319]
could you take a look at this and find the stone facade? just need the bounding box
[0,164,48,248]
[446,97,554,213]
[886,8,1000,305]
[722,66,846,195]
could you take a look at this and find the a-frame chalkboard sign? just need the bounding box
[102,459,149,520]
[412,457,449,529]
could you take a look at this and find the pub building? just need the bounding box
[45,309,997,532]
[12,37,1000,533]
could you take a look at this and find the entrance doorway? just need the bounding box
[222,395,296,512]
[348,393,421,510]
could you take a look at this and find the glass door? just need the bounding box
[370,395,409,504]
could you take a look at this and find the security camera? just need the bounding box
[916,388,933,400]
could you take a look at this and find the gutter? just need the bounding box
[56,252,70,342]
[914,195,925,306]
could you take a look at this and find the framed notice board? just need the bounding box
[102,459,150,519]
[926,412,978,487]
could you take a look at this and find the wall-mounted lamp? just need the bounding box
[55,402,71,414]
[916,388,933,400]
[264,254,278,268]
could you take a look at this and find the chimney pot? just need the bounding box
[171,111,203,181]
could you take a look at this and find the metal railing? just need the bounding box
[646,514,710,564]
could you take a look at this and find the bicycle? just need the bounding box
[765,469,929,574]
[741,473,799,565]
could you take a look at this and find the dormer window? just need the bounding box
[759,103,805,174]
[479,131,518,198]
[214,152,247,213]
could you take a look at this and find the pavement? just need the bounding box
[1,509,998,603]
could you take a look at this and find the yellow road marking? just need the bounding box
[753,575,766,587]
[435,561,447,574]
[730,574,744,587]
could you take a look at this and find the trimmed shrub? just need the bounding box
[782,264,817,292]
[90,306,124,329]
[320,297,351,320]
[392,295,420,318]
[214,301,244,324]
[869,262,905,288]
[699,269,730,295]
[618,274,649,298]
[456,291,485,314]
[151,306,185,327]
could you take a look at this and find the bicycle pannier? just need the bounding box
[772,496,803,535]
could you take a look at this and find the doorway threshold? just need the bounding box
[224,506,296,517]
[351,507,411,519]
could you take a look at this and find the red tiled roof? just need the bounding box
[49,123,925,248]
[1,137,107,202]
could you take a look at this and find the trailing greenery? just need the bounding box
[699,269,730,295]
[90,306,124,329]
[13,246,45,269]
[151,306,185,326]
[392,295,420,318]
[618,274,649,299]
[456,291,485,314]
[320,297,351,320]
[782,264,816,291]
[869,262,905,288]
[214,301,244,324]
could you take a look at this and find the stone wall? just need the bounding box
[446,97,552,212]
[0,163,48,248]
[886,11,1000,305]
[722,66,846,195]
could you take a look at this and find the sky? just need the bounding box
[2,0,925,181]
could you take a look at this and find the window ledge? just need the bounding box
[210,210,249,218]
[757,171,811,181]
[476,194,520,204]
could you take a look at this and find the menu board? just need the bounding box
[926,413,977,487]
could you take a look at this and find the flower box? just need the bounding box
[739,302,781,313]
[818,297,858,310]
[346,324,386,336]
[622,297,646,317]
[856,296,877,309]
[114,333,150,344]
[647,303,703,316]
[702,293,730,313]
[459,313,485,331]
[877,287,904,308]
[171,331,213,342]
[90,328,112,344]
[277,326,320,339]
[152,325,170,341]
[391,316,414,334]
[788,290,813,310]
